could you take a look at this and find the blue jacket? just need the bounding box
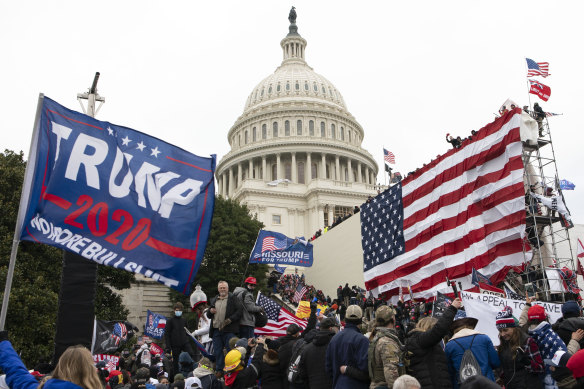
[0,341,82,389]
[444,330,500,389]
[325,323,369,389]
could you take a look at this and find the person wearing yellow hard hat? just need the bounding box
[223,337,266,388]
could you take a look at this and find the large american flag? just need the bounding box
[362,109,526,301]
[254,292,307,337]
[384,148,396,164]
[526,58,549,78]
[261,236,287,253]
[292,283,308,303]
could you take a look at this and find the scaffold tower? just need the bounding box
[507,110,577,302]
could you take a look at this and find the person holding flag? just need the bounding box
[233,277,264,339]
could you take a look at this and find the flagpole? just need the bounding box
[382,146,387,187]
[524,58,532,108]
[0,94,44,330]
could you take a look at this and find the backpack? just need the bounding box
[452,335,481,384]
[199,374,222,389]
[287,338,308,384]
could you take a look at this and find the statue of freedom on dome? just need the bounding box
[288,6,297,24]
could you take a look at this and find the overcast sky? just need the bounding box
[2,1,583,226]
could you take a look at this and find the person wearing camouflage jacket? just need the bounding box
[369,305,404,389]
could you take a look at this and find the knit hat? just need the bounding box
[562,300,581,317]
[495,306,516,329]
[235,338,248,349]
[320,317,340,329]
[198,357,213,370]
[346,305,363,320]
[566,349,584,378]
[286,323,302,335]
[527,304,547,321]
[228,337,240,349]
[173,373,185,382]
[190,285,207,310]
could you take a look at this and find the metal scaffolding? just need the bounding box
[508,112,576,301]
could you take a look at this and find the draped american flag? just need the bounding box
[384,148,396,164]
[261,236,287,253]
[254,292,307,337]
[362,109,526,301]
[526,58,550,77]
[292,283,308,303]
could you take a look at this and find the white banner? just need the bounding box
[460,291,562,346]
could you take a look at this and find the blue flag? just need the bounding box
[19,96,215,294]
[471,268,492,286]
[249,230,313,267]
[274,264,287,273]
[144,310,167,339]
[559,179,575,190]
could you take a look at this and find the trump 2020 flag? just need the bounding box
[19,96,215,294]
[361,109,526,301]
[249,230,313,267]
[144,310,167,339]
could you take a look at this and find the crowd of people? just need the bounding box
[308,205,361,242]
[2,275,584,389]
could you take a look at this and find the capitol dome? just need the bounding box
[216,10,380,240]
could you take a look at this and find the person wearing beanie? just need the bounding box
[495,306,544,389]
[518,295,579,389]
[297,317,339,388]
[192,356,220,389]
[566,349,584,386]
[553,300,584,350]
[191,285,213,362]
[165,301,195,375]
[325,304,369,389]
[258,349,285,389]
[406,297,462,389]
[233,277,264,339]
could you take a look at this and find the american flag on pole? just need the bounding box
[261,236,287,253]
[292,283,308,303]
[254,292,307,337]
[384,148,396,164]
[361,109,526,301]
[526,58,550,77]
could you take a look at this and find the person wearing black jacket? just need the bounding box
[223,337,266,388]
[266,303,317,389]
[299,317,339,389]
[165,302,194,375]
[553,300,584,349]
[208,281,243,372]
[405,298,461,389]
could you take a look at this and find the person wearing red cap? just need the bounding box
[518,296,576,389]
[233,277,263,340]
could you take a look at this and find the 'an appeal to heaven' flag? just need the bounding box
[144,310,167,339]
[19,96,216,294]
[254,292,307,337]
[529,79,551,102]
[526,58,550,78]
[249,230,314,267]
[384,148,396,164]
[361,109,526,300]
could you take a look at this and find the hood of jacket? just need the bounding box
[178,351,193,364]
[313,329,335,346]
[559,317,584,332]
[233,286,248,297]
[192,366,214,378]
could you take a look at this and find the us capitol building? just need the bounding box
[216,9,380,239]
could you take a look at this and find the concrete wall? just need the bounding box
[302,213,365,298]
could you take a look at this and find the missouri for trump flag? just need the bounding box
[361,109,526,300]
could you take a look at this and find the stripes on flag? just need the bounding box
[292,283,308,303]
[526,58,550,78]
[362,109,526,301]
[384,148,396,164]
[261,236,287,253]
[254,292,307,337]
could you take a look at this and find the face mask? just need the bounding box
[175,311,182,317]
